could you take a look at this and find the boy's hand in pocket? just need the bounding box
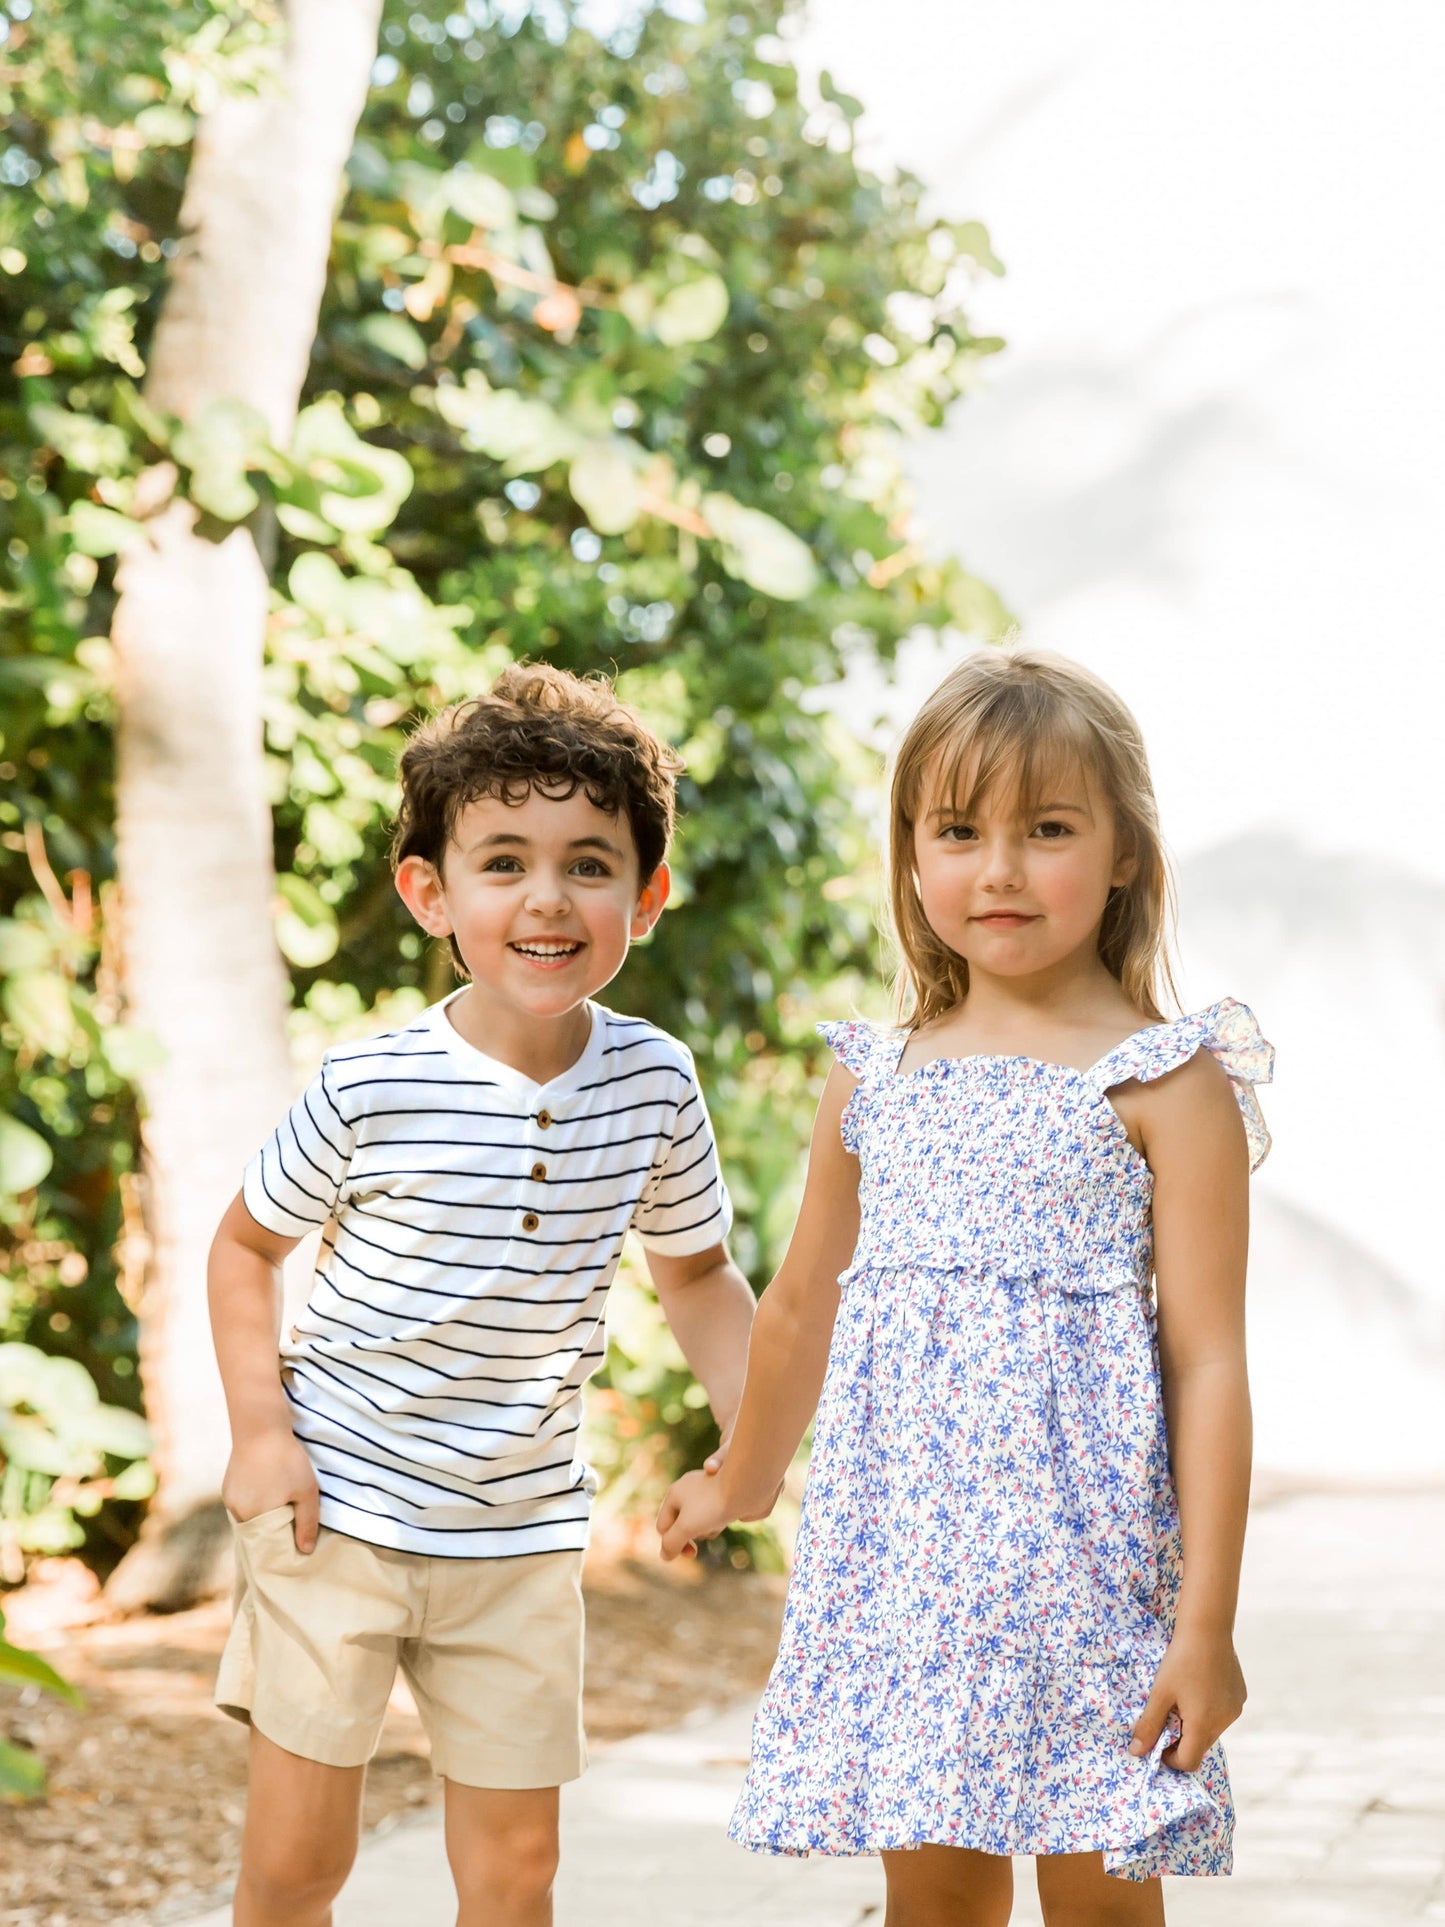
[222,1424,321,1553]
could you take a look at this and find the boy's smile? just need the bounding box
[396,786,670,1078]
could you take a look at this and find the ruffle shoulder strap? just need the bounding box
[816,1018,904,1083]
[1091,997,1275,1171]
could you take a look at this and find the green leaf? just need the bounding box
[133,103,194,146]
[289,552,350,620]
[652,273,729,347]
[703,494,818,601]
[0,1628,81,1706]
[28,404,130,477]
[953,220,1005,277]
[2,971,75,1056]
[0,1739,47,1802]
[68,502,142,557]
[172,397,271,521]
[274,874,340,968]
[109,1459,158,1502]
[0,1118,52,1198]
[99,1023,165,1079]
[356,313,429,370]
[0,921,52,974]
[446,167,517,230]
[435,376,578,472]
[568,442,642,535]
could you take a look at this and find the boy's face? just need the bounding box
[396,786,669,1019]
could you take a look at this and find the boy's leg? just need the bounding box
[234,1727,365,1927]
[880,1845,1014,1927]
[1035,1851,1166,1926]
[444,1782,560,1927]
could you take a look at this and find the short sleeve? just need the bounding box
[1094,998,1275,1173]
[818,1019,905,1155]
[242,1055,357,1238]
[631,1060,733,1255]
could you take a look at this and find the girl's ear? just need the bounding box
[630,860,672,939]
[396,855,453,937]
[1111,835,1139,892]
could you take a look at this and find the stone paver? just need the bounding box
[168,1492,1445,1925]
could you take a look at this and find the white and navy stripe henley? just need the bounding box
[242,993,732,1558]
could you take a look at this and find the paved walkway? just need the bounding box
[172,1493,1445,1926]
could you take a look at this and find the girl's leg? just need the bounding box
[881,1845,1014,1927]
[444,1781,561,1927]
[1035,1852,1166,1927]
[233,1728,365,1927]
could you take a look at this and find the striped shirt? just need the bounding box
[242,993,732,1558]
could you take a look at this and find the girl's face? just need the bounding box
[913,756,1134,982]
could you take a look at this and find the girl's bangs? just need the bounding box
[925,687,1098,824]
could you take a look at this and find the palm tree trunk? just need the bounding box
[105,0,383,1611]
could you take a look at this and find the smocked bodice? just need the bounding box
[827,998,1273,1294]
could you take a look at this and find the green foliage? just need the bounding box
[0,0,1008,1561]
[0,1602,81,1801]
[0,1340,155,1582]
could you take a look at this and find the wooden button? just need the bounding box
[536,1109,552,1129]
[521,1212,540,1232]
[530,1163,547,1181]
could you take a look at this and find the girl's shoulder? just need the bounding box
[1092,997,1275,1171]
[816,1017,906,1084]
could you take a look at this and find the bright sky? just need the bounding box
[799,0,1445,875]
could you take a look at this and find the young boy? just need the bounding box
[208,663,755,1927]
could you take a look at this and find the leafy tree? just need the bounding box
[0,0,1006,1583]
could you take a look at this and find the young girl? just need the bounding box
[658,648,1272,1926]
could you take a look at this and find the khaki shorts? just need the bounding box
[214,1505,586,1787]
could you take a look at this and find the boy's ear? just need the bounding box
[396,855,453,937]
[630,861,671,939]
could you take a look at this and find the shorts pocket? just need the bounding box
[231,1503,296,1534]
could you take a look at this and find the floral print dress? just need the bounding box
[729,999,1273,1880]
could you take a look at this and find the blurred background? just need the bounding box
[801,0,1445,1482]
[1,1,1442,1917]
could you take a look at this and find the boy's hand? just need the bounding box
[1128,1627,1247,1772]
[222,1424,322,1554]
[656,1469,734,1562]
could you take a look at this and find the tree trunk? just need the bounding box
[105,0,383,1612]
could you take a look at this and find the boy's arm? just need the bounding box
[1125,1050,1252,1770]
[208,1189,321,1552]
[642,1240,755,1441]
[657,1063,861,1559]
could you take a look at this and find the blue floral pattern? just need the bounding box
[729,999,1274,1880]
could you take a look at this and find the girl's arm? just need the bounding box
[656,1063,861,1560]
[1124,1051,1252,1770]
[208,1189,322,1550]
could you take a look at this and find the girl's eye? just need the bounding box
[940,823,977,842]
[1033,820,1073,840]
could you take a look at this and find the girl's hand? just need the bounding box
[656,1468,735,1562]
[1129,1627,1247,1772]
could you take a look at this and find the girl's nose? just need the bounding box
[978,837,1026,890]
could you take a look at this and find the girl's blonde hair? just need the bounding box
[887,647,1178,1028]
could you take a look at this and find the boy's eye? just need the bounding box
[482,856,523,873]
[572,858,609,878]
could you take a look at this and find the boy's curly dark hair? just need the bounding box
[392,663,683,903]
